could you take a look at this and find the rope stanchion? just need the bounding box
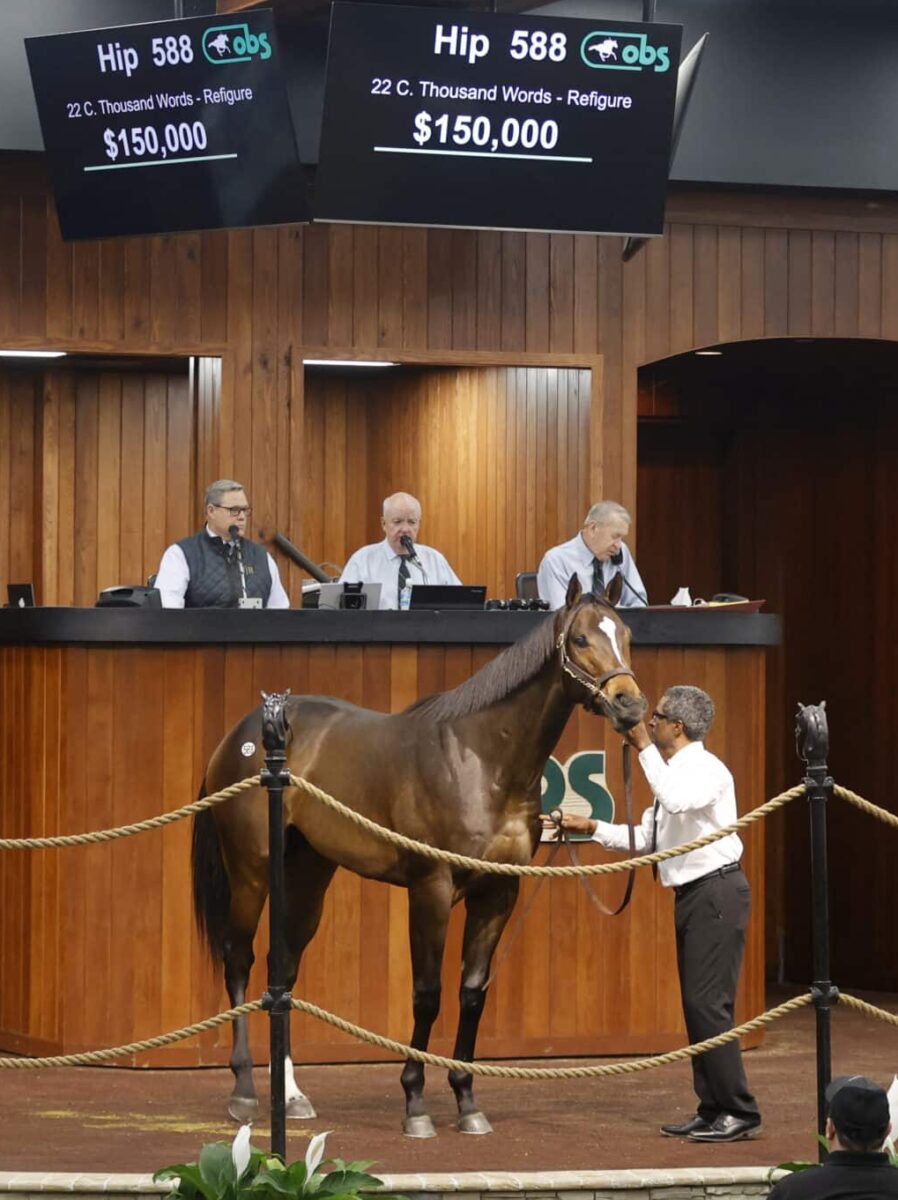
[0,777,260,850]
[289,773,807,877]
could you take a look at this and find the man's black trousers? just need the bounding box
[674,867,760,1122]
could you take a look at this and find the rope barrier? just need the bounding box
[288,992,814,1078]
[288,774,806,876]
[1,988,895,1078]
[833,785,898,830]
[0,1001,263,1069]
[1,776,895,883]
[839,993,898,1027]
[0,993,812,1076]
[0,777,260,849]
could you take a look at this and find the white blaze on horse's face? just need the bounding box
[598,615,626,667]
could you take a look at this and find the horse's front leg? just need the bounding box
[400,871,453,1138]
[449,876,520,1134]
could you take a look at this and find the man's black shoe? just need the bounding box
[660,1115,712,1138]
[688,1114,761,1143]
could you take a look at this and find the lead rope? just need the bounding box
[485,743,637,990]
[562,741,637,916]
[483,834,562,990]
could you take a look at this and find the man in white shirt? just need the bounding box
[339,492,461,610]
[154,479,290,609]
[543,685,760,1143]
[537,500,647,610]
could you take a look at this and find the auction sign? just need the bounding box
[316,4,682,236]
[26,10,309,240]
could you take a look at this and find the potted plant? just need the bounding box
[155,1127,405,1200]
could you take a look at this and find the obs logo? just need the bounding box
[202,23,272,65]
[541,750,614,840]
[580,30,670,73]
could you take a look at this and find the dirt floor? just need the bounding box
[1,988,895,1177]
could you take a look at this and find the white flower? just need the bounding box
[304,1130,332,1178]
[885,1076,898,1152]
[232,1123,253,1179]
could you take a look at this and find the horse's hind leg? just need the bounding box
[224,872,269,1122]
[400,872,453,1138]
[279,833,337,1119]
[449,877,520,1134]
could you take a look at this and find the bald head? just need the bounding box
[382,492,422,554]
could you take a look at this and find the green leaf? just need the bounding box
[249,1169,302,1198]
[154,1163,221,1200]
[199,1142,239,1197]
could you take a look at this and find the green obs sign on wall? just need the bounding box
[541,750,614,839]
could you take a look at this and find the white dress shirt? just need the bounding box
[339,538,461,610]
[154,527,290,609]
[591,740,744,888]
[537,532,647,610]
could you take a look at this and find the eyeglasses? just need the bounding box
[213,505,251,517]
[651,710,676,722]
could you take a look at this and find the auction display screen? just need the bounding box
[25,10,309,240]
[316,5,681,236]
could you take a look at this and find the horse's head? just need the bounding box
[555,574,648,732]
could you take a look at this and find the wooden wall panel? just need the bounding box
[0,640,766,1065]
[303,365,592,597]
[4,152,898,1006]
[637,360,898,989]
[1,366,194,605]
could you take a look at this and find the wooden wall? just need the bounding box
[303,365,592,594]
[0,366,193,605]
[636,351,898,989]
[0,640,766,1064]
[4,152,898,994]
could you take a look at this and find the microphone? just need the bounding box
[399,534,429,584]
[229,524,248,600]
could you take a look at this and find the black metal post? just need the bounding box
[260,690,292,1162]
[795,702,838,1161]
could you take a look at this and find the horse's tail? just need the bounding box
[191,781,231,966]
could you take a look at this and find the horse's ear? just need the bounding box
[565,574,582,608]
[604,572,624,607]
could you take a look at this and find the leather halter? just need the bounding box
[556,607,635,714]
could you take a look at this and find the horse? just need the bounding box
[588,37,619,62]
[191,574,647,1136]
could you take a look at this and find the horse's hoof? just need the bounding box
[285,1095,317,1120]
[457,1111,493,1135]
[228,1096,260,1123]
[402,1114,437,1138]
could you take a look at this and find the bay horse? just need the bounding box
[191,574,646,1135]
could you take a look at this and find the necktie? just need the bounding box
[591,557,604,596]
[398,554,411,596]
[651,801,659,881]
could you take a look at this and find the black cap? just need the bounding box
[826,1075,890,1143]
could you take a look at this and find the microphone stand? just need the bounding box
[400,535,429,585]
[229,523,249,603]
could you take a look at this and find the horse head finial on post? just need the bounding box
[261,689,292,755]
[795,701,829,770]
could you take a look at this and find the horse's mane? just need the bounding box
[405,612,560,721]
